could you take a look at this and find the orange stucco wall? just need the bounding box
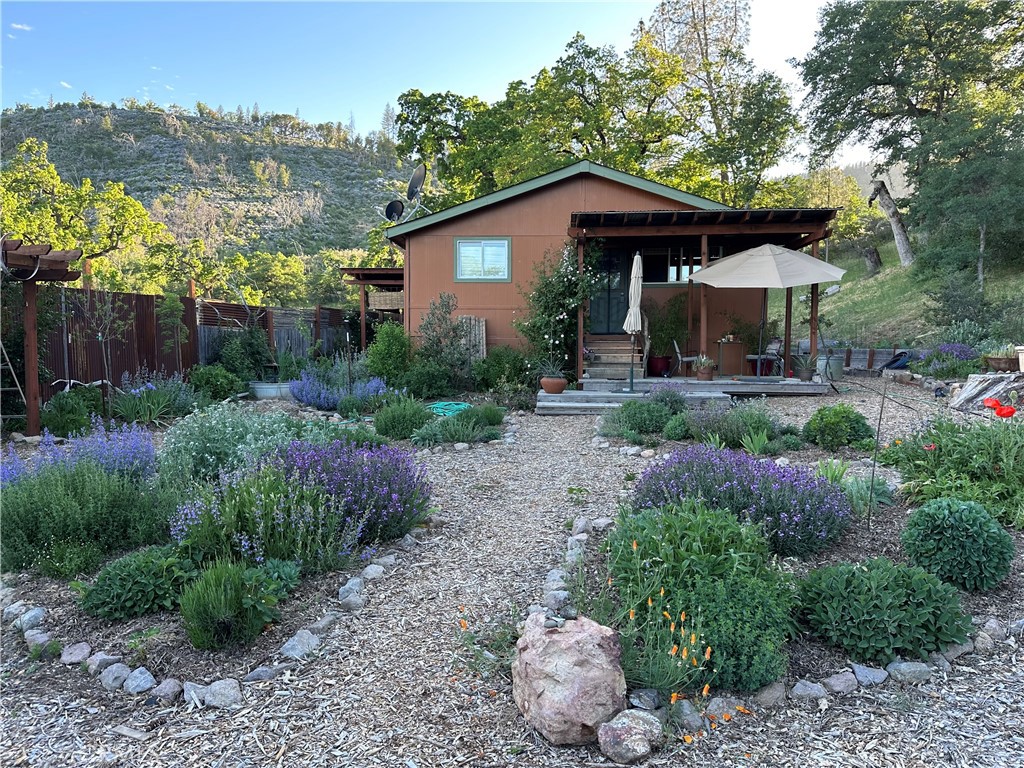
[400,174,708,350]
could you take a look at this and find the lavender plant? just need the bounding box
[631,444,853,557]
[289,368,389,412]
[170,440,431,572]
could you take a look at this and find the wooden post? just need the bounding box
[577,237,585,383]
[783,287,793,375]
[265,308,276,352]
[359,285,367,351]
[313,305,321,355]
[187,278,196,299]
[699,235,709,356]
[809,241,820,359]
[23,281,40,436]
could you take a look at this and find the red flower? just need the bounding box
[983,398,1002,409]
[995,405,1016,418]
[922,443,937,451]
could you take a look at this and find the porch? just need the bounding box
[536,376,829,415]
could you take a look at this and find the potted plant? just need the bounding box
[536,357,568,394]
[644,295,688,377]
[792,353,817,382]
[984,343,1021,373]
[693,354,716,381]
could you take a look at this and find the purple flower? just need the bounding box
[631,444,852,557]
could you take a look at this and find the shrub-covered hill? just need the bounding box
[1,102,407,254]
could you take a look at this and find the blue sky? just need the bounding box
[1,1,827,136]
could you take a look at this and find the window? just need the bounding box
[641,247,718,283]
[455,238,511,282]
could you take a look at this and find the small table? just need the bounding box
[717,340,745,375]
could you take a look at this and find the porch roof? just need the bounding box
[568,208,839,250]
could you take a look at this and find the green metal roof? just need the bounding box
[387,160,732,243]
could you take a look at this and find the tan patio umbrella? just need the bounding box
[689,243,846,377]
[623,251,643,391]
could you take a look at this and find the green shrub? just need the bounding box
[159,403,387,482]
[410,419,447,447]
[0,462,174,576]
[662,413,689,441]
[365,322,412,384]
[188,364,245,401]
[881,419,1024,526]
[676,571,792,692]
[844,476,894,517]
[802,403,873,451]
[337,394,362,416]
[901,498,1015,591]
[473,345,529,391]
[440,418,501,444]
[41,387,102,437]
[111,387,175,426]
[598,409,626,438]
[608,501,771,607]
[373,397,434,440]
[400,359,454,399]
[645,386,689,415]
[179,560,276,650]
[415,292,473,390]
[81,545,199,619]
[619,400,672,435]
[765,434,804,454]
[683,400,776,450]
[455,403,505,428]
[216,327,274,382]
[799,558,971,665]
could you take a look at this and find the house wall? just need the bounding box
[641,284,763,356]
[402,175,702,350]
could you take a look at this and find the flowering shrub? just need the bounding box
[159,403,386,482]
[119,367,195,416]
[289,367,389,412]
[513,241,599,374]
[910,343,979,379]
[631,445,853,557]
[881,417,1024,527]
[170,440,431,572]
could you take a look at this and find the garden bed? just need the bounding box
[1,387,1022,766]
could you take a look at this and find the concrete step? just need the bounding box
[535,390,732,416]
[590,353,638,364]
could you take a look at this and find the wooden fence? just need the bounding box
[3,287,355,404]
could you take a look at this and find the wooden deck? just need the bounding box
[536,375,829,415]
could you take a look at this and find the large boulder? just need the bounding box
[511,612,626,745]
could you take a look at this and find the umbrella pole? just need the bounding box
[629,333,635,392]
[756,288,768,380]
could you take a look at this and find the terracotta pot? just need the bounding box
[540,376,568,394]
[695,368,714,382]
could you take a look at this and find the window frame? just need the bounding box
[453,237,512,283]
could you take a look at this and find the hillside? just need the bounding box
[769,242,1024,348]
[1,103,407,255]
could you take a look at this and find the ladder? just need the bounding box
[0,338,26,420]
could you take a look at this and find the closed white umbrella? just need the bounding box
[689,243,846,379]
[623,252,643,391]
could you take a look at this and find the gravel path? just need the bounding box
[1,392,1021,767]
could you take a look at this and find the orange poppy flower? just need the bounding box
[670,645,678,656]
[663,610,672,620]
[629,608,635,621]
[722,713,732,722]
[681,647,688,659]
[705,646,712,660]
[670,692,679,705]
[632,539,638,551]
[702,683,710,697]
[680,611,686,622]
[459,618,468,631]
[683,735,693,744]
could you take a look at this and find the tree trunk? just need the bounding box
[868,180,914,266]
[978,222,985,291]
[860,245,883,275]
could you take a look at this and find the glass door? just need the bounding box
[589,248,630,334]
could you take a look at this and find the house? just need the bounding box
[386,160,837,378]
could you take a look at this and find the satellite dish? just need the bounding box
[407,163,427,202]
[384,200,405,223]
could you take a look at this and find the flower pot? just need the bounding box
[648,355,672,377]
[797,369,814,382]
[250,381,293,400]
[986,356,1020,373]
[540,376,568,394]
[695,368,714,382]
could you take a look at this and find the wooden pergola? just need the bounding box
[340,267,404,350]
[567,208,838,379]
[1,238,83,436]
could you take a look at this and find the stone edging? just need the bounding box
[527,508,1023,763]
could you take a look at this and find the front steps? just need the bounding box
[535,388,729,416]
[584,335,640,380]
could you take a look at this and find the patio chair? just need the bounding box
[746,338,784,376]
[671,339,698,377]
